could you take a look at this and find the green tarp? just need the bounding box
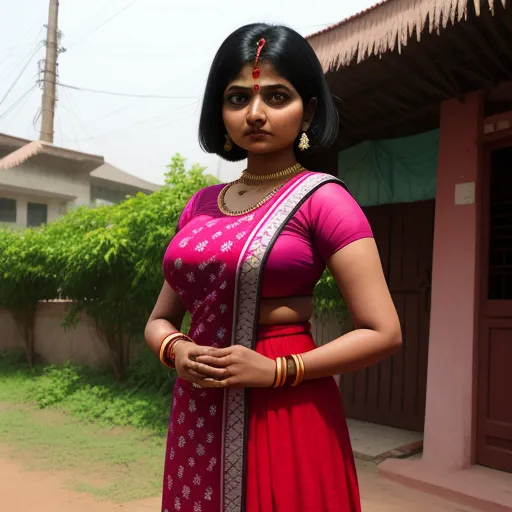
[338,129,439,207]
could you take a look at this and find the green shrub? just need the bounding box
[0,153,347,380]
[0,353,175,436]
[0,154,216,377]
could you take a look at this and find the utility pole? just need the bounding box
[40,0,59,143]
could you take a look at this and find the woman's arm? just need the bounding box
[144,281,187,357]
[193,237,401,388]
[301,237,402,379]
[145,281,223,386]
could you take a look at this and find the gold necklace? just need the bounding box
[237,163,304,196]
[240,162,304,183]
[217,165,304,217]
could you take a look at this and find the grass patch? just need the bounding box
[0,402,164,501]
[0,349,176,501]
[0,349,175,436]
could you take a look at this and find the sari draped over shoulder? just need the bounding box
[161,172,361,512]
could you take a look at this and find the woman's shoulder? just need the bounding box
[196,183,225,200]
[298,173,368,229]
[178,184,223,230]
[300,172,352,203]
[185,183,224,209]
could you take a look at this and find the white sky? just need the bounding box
[0,0,376,184]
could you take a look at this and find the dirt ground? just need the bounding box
[0,455,480,512]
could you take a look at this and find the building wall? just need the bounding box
[0,303,345,368]
[0,159,90,206]
[422,91,483,471]
[0,303,111,366]
[0,188,64,227]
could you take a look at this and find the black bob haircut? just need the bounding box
[198,23,339,164]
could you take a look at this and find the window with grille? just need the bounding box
[27,202,48,227]
[0,197,16,223]
[488,147,512,300]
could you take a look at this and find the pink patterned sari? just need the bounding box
[161,171,349,512]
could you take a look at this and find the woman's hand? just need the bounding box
[194,345,275,388]
[174,342,224,388]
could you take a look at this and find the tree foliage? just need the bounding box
[0,154,216,376]
[0,153,345,377]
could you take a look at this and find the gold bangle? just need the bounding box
[159,332,191,368]
[296,354,305,386]
[168,339,186,361]
[159,339,174,368]
[162,332,187,346]
[273,357,282,388]
[290,354,302,387]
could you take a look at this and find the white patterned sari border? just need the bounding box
[221,173,339,512]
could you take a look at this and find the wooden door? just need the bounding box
[339,200,434,432]
[478,143,512,473]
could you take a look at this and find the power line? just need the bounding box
[60,58,210,125]
[0,40,43,86]
[60,86,96,143]
[58,92,81,150]
[0,9,45,67]
[58,82,196,99]
[65,0,112,36]
[61,100,199,143]
[66,0,139,49]
[0,43,42,109]
[0,84,38,122]
[33,107,42,131]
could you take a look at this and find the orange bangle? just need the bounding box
[167,338,187,362]
[159,341,174,368]
[295,354,305,386]
[273,357,283,388]
[159,332,192,368]
[290,354,302,387]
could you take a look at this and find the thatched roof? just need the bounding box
[307,0,507,70]
[0,140,46,170]
[0,133,104,173]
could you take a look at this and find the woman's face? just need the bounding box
[222,62,315,155]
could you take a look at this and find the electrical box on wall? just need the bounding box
[455,182,476,205]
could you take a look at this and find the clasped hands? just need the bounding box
[174,342,275,389]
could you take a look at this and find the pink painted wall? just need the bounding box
[422,92,483,471]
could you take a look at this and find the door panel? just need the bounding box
[478,145,512,472]
[339,200,434,432]
[478,318,512,471]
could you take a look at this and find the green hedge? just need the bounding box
[0,154,343,378]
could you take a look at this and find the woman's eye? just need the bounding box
[228,93,248,105]
[267,92,289,105]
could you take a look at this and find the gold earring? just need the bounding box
[298,132,310,151]
[224,134,233,152]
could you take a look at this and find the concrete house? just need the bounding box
[0,133,159,228]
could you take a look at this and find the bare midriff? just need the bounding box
[258,296,313,325]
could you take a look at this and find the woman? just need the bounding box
[145,23,401,512]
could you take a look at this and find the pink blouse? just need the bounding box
[164,180,373,299]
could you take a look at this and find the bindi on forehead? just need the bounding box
[227,64,291,91]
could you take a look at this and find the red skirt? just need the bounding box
[246,323,361,512]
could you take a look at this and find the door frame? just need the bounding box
[477,134,512,469]
[480,135,512,315]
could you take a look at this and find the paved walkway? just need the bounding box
[0,455,480,511]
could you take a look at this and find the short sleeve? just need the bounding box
[308,182,373,262]
[175,184,223,232]
[176,190,201,232]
